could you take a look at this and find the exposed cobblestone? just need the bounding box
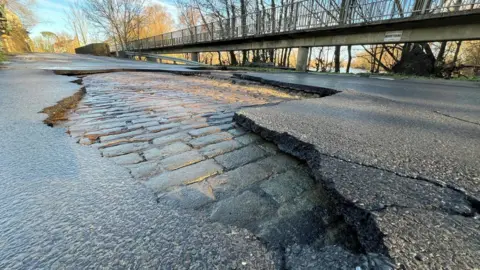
[101,142,149,157]
[199,140,242,158]
[126,160,162,179]
[214,145,268,170]
[236,133,263,145]
[260,168,314,204]
[110,153,144,165]
[64,72,361,264]
[160,150,205,171]
[144,142,192,160]
[189,132,233,148]
[145,160,224,192]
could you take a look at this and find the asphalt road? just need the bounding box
[236,72,480,268]
[0,55,275,268]
[1,53,478,269]
[242,72,480,124]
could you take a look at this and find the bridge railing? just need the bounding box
[126,0,480,51]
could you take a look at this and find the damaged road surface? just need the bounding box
[64,71,383,268]
[0,54,380,269]
[1,53,478,269]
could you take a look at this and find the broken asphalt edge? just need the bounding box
[52,68,210,76]
[232,73,340,96]
[231,77,480,267]
[234,112,390,254]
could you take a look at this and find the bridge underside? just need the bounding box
[141,14,480,54]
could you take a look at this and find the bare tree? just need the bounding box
[81,0,146,51]
[64,1,90,46]
[0,0,37,28]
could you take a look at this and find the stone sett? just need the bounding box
[145,160,223,192]
[126,161,163,179]
[260,168,314,204]
[110,153,144,165]
[210,190,277,228]
[189,132,233,148]
[160,150,205,171]
[199,140,243,158]
[214,145,268,170]
[101,142,150,157]
[236,133,263,145]
[152,132,191,146]
[100,129,144,142]
[143,142,192,160]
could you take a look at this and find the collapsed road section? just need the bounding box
[55,67,478,269]
[61,71,398,269]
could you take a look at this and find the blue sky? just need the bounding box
[30,0,179,38]
[30,0,72,36]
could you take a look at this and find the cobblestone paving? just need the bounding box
[65,72,364,267]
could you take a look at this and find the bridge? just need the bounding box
[122,0,480,71]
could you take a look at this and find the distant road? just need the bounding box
[242,72,480,124]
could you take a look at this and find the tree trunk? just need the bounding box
[240,0,247,37]
[346,45,352,73]
[229,50,238,65]
[271,0,276,33]
[286,48,292,67]
[242,50,248,65]
[224,0,231,38]
[218,51,222,65]
[334,45,341,72]
[307,47,312,71]
[231,4,236,37]
[278,0,284,31]
[375,47,385,73]
[452,41,462,64]
[434,41,447,76]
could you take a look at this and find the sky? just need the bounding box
[28,0,357,61]
[29,0,179,38]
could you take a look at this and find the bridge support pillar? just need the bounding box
[191,52,199,62]
[146,56,158,63]
[296,47,309,72]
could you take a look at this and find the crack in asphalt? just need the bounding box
[433,110,480,126]
[235,112,480,217]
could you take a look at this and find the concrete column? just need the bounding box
[296,47,309,72]
[146,56,157,63]
[191,52,199,62]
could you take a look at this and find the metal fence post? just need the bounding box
[421,0,429,14]
[293,2,300,30]
[341,0,351,24]
[211,22,215,40]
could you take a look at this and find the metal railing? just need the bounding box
[125,0,480,51]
